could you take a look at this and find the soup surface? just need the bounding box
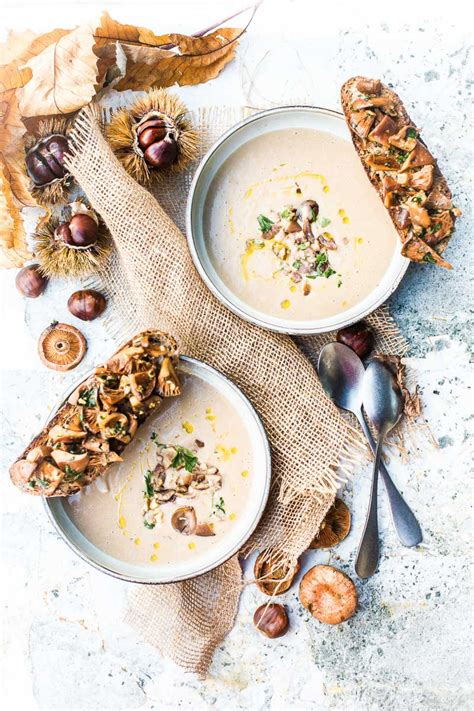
[64,370,253,567]
[204,127,399,321]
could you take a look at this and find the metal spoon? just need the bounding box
[318,343,422,551]
[354,359,405,577]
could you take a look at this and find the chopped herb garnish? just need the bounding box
[257,214,274,233]
[423,253,437,264]
[144,470,154,499]
[213,496,226,515]
[297,242,308,250]
[337,279,342,288]
[77,388,97,407]
[143,520,155,530]
[292,260,302,269]
[63,465,83,483]
[411,195,423,204]
[406,128,417,139]
[171,446,198,473]
[317,216,331,228]
[150,432,165,447]
[113,421,127,436]
[35,478,49,488]
[389,146,409,164]
[431,223,442,232]
[324,266,336,278]
[280,208,291,219]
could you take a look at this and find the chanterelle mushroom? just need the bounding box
[171,506,197,535]
[157,357,181,397]
[299,565,357,624]
[309,499,351,549]
[38,323,87,371]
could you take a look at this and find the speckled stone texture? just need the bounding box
[1,1,472,709]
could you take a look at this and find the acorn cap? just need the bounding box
[309,499,351,549]
[38,322,87,371]
[299,565,357,625]
[254,551,301,596]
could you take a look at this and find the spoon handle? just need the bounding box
[355,439,383,578]
[356,411,422,547]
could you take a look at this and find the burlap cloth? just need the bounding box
[64,104,409,677]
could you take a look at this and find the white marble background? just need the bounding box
[1,1,473,709]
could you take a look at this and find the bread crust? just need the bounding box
[10,329,180,497]
[341,76,459,268]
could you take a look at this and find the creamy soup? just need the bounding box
[204,128,399,320]
[64,371,253,566]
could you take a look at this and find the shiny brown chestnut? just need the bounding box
[25,134,69,186]
[336,321,374,359]
[15,264,48,298]
[253,604,289,638]
[67,290,106,321]
[143,138,178,169]
[54,215,98,248]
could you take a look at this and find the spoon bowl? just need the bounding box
[363,359,404,437]
[318,342,365,412]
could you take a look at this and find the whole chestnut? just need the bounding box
[336,321,374,359]
[69,214,99,247]
[68,289,106,321]
[143,138,178,168]
[55,214,98,248]
[25,134,69,186]
[15,264,48,298]
[253,603,289,639]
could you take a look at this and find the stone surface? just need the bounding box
[1,1,472,709]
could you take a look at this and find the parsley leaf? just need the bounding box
[406,127,417,139]
[143,520,155,530]
[423,253,437,264]
[150,432,165,447]
[171,446,198,472]
[257,215,274,232]
[317,216,331,228]
[77,388,97,407]
[63,465,83,483]
[143,469,154,499]
[280,208,291,219]
[213,496,226,516]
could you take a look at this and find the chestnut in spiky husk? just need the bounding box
[106,88,198,186]
[24,118,74,205]
[34,201,111,279]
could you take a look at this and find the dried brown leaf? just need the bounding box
[116,27,241,90]
[17,24,99,117]
[0,90,35,206]
[0,27,71,92]
[0,162,30,268]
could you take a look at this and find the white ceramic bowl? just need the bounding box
[44,356,271,584]
[186,106,409,335]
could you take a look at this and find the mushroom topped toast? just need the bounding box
[10,330,181,497]
[341,77,461,269]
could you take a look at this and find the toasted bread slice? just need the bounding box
[341,76,460,269]
[10,329,180,497]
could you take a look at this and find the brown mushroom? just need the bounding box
[388,125,418,152]
[129,369,156,401]
[254,552,301,596]
[83,437,110,453]
[51,449,89,473]
[368,115,398,146]
[171,506,197,535]
[355,78,381,94]
[400,141,434,171]
[348,111,375,139]
[424,210,454,244]
[299,565,357,624]
[26,445,52,463]
[401,234,452,269]
[309,499,351,549]
[195,522,215,537]
[158,357,181,397]
[48,424,86,445]
[38,323,87,371]
[99,412,130,442]
[10,459,39,486]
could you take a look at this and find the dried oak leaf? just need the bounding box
[115,27,242,91]
[17,23,100,117]
[0,162,30,268]
[0,27,71,92]
[0,90,35,208]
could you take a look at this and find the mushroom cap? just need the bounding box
[38,323,86,371]
[171,506,197,535]
[299,565,357,625]
[309,499,351,549]
[254,551,301,596]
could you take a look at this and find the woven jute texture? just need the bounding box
[65,104,408,678]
